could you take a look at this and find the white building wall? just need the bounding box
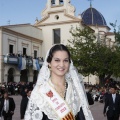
[0,29,4,82]
[2,31,42,57]
[40,22,80,57]
[90,26,109,33]
[0,26,43,83]
[6,25,43,40]
[83,75,99,85]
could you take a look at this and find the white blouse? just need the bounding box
[24,80,81,120]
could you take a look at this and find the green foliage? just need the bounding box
[110,21,120,43]
[68,26,96,76]
[67,26,120,83]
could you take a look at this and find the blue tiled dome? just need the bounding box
[81,7,107,26]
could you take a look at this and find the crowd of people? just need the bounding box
[0,81,34,96]
[85,78,120,120]
[85,79,120,104]
[0,78,120,120]
[0,81,34,120]
[0,77,120,120]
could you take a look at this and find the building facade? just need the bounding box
[0,24,43,83]
[0,0,115,84]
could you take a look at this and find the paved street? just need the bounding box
[12,95,108,120]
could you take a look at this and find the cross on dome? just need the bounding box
[88,0,93,8]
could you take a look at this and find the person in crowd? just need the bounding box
[103,86,120,120]
[94,88,101,101]
[14,83,19,95]
[0,91,15,120]
[25,44,94,120]
[85,86,94,105]
[20,89,32,120]
[20,82,28,98]
[21,88,28,99]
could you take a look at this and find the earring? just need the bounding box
[48,66,51,71]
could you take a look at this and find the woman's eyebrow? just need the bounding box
[53,57,69,60]
[53,57,60,59]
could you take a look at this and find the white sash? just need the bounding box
[39,82,74,119]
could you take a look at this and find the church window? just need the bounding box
[59,0,64,5]
[51,0,55,6]
[9,44,13,54]
[55,15,59,20]
[53,29,61,44]
[23,47,27,55]
[34,50,37,58]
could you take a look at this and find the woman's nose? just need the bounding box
[59,61,64,66]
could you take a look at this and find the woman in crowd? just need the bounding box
[24,44,94,120]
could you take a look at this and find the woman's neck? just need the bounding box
[51,75,65,86]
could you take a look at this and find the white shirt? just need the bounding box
[112,94,116,103]
[4,99,9,113]
[27,96,30,100]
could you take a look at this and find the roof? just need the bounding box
[81,7,107,26]
[106,32,115,36]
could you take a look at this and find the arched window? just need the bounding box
[51,0,55,6]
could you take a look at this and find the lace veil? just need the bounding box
[33,44,94,120]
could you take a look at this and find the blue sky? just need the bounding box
[0,0,120,31]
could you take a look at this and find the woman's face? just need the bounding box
[49,50,70,77]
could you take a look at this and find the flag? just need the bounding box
[33,59,40,71]
[18,56,26,70]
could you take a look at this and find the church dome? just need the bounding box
[81,7,107,26]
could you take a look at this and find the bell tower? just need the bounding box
[51,0,64,6]
[41,0,75,18]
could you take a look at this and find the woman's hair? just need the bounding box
[47,44,71,63]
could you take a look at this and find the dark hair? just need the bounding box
[110,85,117,90]
[47,44,71,63]
[3,90,8,95]
[26,89,32,93]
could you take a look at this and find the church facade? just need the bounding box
[0,0,115,84]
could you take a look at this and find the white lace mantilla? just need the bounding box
[24,80,81,120]
[24,48,94,120]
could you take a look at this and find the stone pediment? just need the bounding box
[34,9,81,27]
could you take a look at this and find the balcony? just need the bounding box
[4,55,18,64]
[3,54,44,69]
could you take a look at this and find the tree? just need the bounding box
[67,26,119,84]
[110,21,120,77]
[67,26,96,77]
[110,21,120,43]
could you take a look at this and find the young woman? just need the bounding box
[24,44,94,120]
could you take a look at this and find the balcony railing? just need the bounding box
[4,55,18,64]
[3,54,44,70]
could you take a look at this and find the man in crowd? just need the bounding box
[103,86,120,120]
[85,86,94,105]
[0,91,15,120]
[20,89,32,120]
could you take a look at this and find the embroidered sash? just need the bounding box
[39,82,75,120]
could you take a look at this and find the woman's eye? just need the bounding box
[64,60,69,62]
[55,60,60,62]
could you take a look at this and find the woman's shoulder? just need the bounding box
[30,84,47,105]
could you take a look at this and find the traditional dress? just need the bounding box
[24,49,94,120]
